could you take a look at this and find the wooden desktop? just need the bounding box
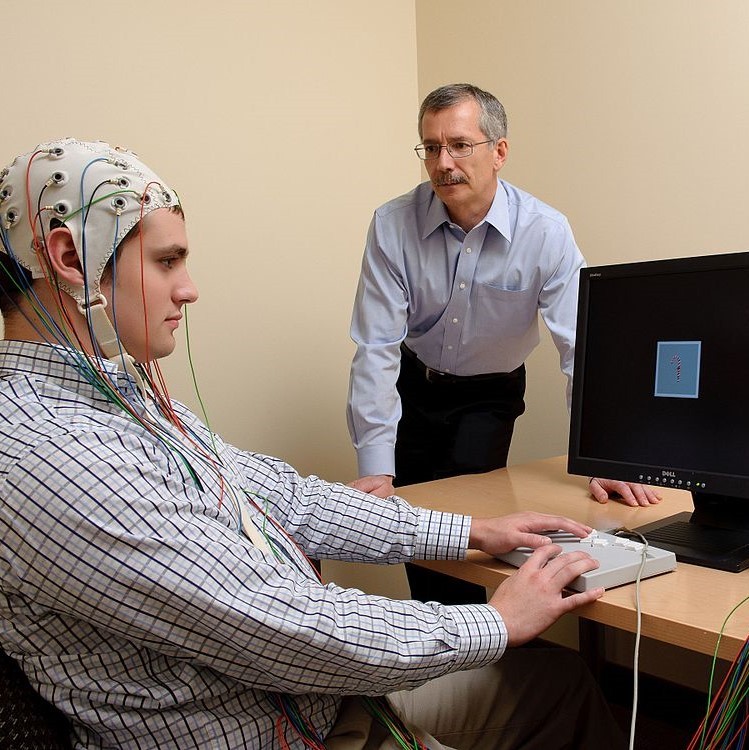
[397,455,749,662]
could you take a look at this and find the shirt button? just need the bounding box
[447,345,453,350]
[452,318,459,324]
[459,282,466,289]
[465,247,472,253]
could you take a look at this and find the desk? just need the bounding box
[397,456,749,662]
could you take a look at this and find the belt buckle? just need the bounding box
[425,366,449,384]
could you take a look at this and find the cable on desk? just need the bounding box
[612,528,648,750]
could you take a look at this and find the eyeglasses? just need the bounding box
[413,140,494,160]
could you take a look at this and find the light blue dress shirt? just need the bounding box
[348,178,585,478]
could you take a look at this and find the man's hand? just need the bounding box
[469,511,593,557]
[489,544,603,646]
[589,478,662,506]
[347,474,395,498]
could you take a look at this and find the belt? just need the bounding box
[400,344,518,385]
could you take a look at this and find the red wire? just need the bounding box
[687,636,749,750]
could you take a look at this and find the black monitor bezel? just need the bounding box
[567,250,749,499]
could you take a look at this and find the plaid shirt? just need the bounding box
[0,340,505,749]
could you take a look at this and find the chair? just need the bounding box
[0,646,72,750]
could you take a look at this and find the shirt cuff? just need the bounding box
[356,444,396,478]
[415,508,471,560]
[442,603,508,670]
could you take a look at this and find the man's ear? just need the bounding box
[493,138,509,171]
[44,227,84,288]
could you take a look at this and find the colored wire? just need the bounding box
[4,156,438,750]
[689,594,749,750]
[362,697,429,750]
[272,694,327,749]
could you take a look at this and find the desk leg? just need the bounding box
[579,619,606,682]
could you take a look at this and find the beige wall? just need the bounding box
[8,1,748,482]
[417,0,749,466]
[414,0,749,685]
[5,2,749,608]
[0,0,419,484]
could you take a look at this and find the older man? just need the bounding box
[347,84,659,603]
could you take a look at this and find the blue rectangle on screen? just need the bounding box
[654,341,701,398]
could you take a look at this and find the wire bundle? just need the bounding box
[361,697,430,750]
[272,695,431,750]
[273,695,327,749]
[688,598,749,750]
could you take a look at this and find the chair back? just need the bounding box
[0,646,72,750]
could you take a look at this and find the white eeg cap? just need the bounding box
[0,137,180,306]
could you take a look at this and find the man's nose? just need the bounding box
[177,271,199,304]
[436,145,456,168]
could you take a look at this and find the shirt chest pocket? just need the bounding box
[474,284,539,337]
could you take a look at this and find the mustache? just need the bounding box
[433,174,468,186]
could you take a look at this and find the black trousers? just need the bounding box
[395,347,526,605]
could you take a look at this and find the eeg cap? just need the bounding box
[0,137,180,306]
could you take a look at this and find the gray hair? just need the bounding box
[418,83,507,141]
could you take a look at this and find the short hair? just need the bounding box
[0,250,33,318]
[417,83,508,142]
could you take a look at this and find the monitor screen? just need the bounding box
[568,251,749,571]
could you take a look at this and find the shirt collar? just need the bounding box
[422,178,512,242]
[0,339,142,404]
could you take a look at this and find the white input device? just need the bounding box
[495,529,677,592]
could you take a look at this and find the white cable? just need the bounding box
[628,534,648,750]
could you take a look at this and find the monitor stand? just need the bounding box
[634,491,749,572]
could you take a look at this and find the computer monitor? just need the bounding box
[567,251,749,572]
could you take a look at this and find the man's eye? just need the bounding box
[423,144,440,156]
[161,257,176,269]
[451,142,472,155]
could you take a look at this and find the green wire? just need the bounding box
[698,594,749,750]
[183,305,221,459]
[362,697,421,750]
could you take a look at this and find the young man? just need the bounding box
[0,139,625,749]
[347,83,660,603]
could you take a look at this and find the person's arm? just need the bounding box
[536,216,584,410]
[346,214,408,481]
[258,464,604,650]
[538,221,661,506]
[234,446,467,564]
[7,431,502,696]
